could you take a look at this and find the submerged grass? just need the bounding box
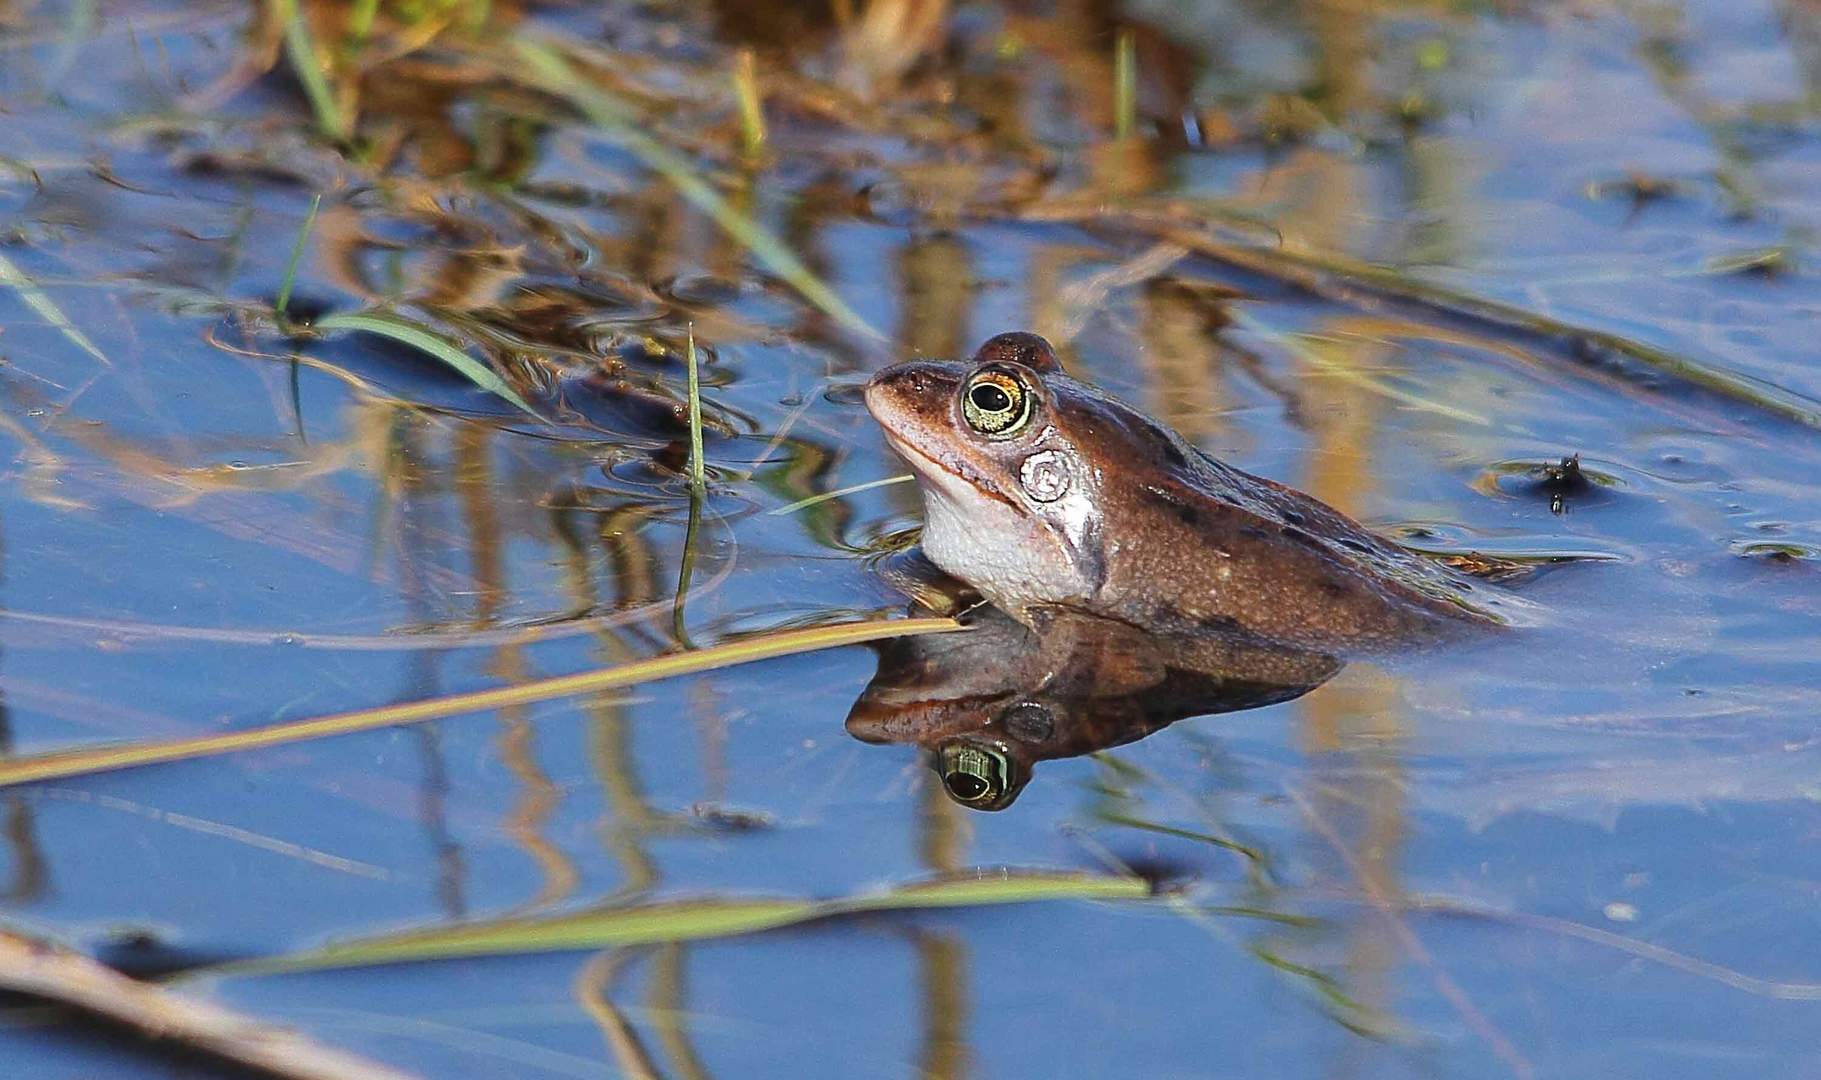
[200,871,1151,976]
[309,311,541,417]
[0,249,108,366]
[513,39,880,341]
[0,617,963,788]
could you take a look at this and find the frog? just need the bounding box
[847,600,1338,810]
[864,331,1504,653]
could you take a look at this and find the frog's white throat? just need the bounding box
[906,456,1095,616]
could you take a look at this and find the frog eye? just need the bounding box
[960,369,1033,438]
[936,742,1017,809]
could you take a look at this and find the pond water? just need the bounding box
[1,1,1818,1077]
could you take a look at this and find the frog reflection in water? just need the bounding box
[848,601,1338,810]
[864,332,1503,653]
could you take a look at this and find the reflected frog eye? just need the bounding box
[936,742,1017,809]
[960,369,1033,438]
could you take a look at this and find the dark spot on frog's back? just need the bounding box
[1196,613,1245,635]
[1125,417,1189,467]
[1145,485,1201,527]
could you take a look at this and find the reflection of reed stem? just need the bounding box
[650,944,715,1080]
[1112,29,1136,141]
[576,949,664,1080]
[673,488,702,649]
[916,932,971,1080]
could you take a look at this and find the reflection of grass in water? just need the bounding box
[674,327,709,645]
[1078,752,1408,1037]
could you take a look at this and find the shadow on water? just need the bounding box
[0,0,1817,1077]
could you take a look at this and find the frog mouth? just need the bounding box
[878,427,1018,510]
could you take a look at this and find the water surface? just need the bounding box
[0,2,1818,1077]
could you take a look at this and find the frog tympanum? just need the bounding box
[847,602,1338,810]
[865,332,1500,653]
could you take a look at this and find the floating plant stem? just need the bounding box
[200,872,1150,976]
[274,192,321,327]
[0,617,965,788]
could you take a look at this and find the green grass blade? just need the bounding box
[274,0,349,140]
[0,617,964,788]
[207,871,1150,975]
[0,250,108,366]
[1113,28,1136,141]
[311,311,542,417]
[513,39,880,341]
[767,474,914,516]
[274,192,321,324]
[684,326,706,489]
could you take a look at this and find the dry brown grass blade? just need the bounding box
[0,927,418,1080]
[0,618,964,788]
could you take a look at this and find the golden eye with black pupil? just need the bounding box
[937,742,1014,808]
[960,370,1032,437]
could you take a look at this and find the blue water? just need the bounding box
[1,1,1818,1077]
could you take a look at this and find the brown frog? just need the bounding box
[864,332,1502,652]
[848,601,1338,810]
